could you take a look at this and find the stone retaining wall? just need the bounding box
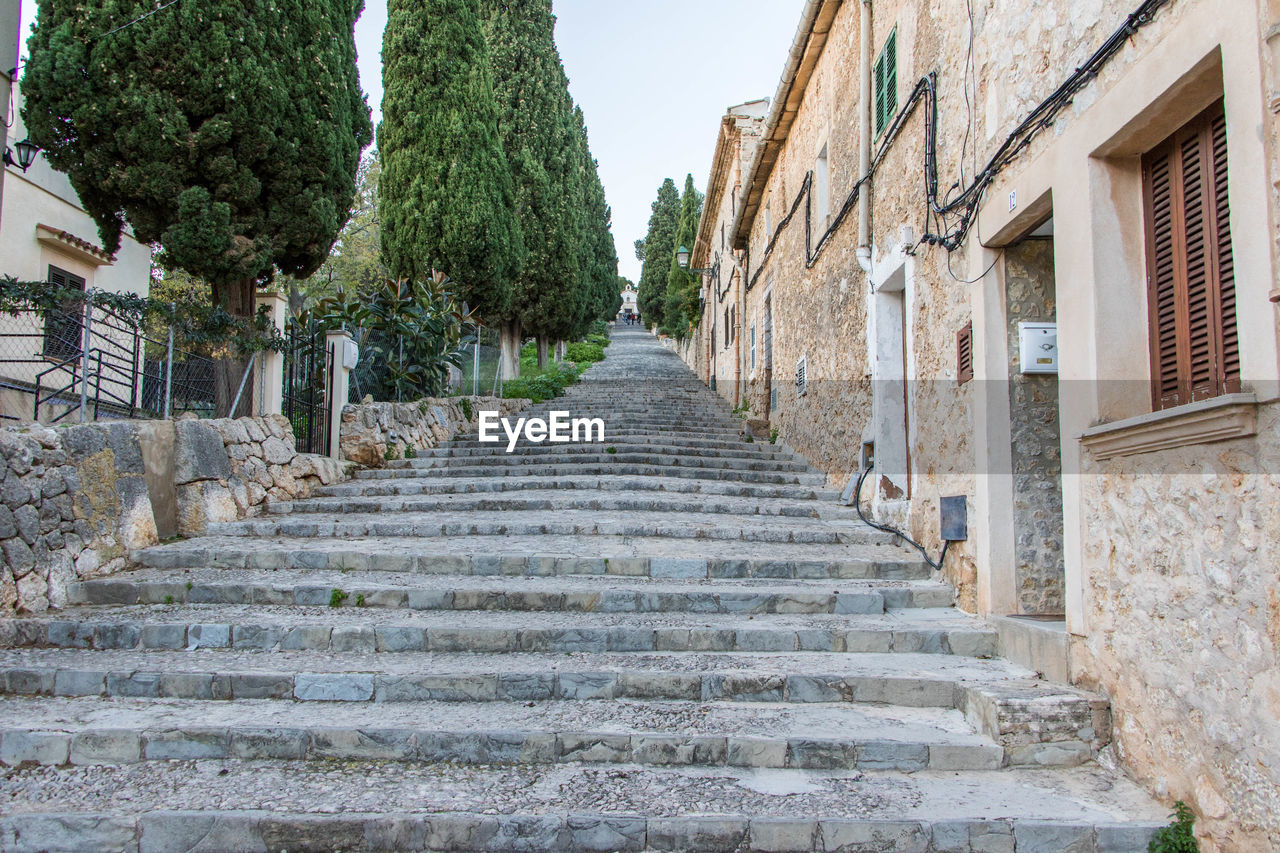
[340,396,530,468]
[1,423,157,614]
[175,415,346,535]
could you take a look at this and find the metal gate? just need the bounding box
[282,319,331,455]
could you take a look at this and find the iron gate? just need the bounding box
[282,319,331,455]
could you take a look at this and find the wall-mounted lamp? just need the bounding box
[3,138,40,172]
[675,245,715,277]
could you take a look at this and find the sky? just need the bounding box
[18,0,807,283]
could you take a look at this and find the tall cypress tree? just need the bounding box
[637,178,680,329]
[571,106,620,339]
[482,0,580,375]
[20,0,372,415]
[664,174,704,338]
[380,0,523,324]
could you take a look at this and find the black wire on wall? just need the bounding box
[743,0,1174,292]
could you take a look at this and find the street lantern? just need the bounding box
[675,246,691,270]
[4,138,40,172]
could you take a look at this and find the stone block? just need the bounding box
[294,673,374,702]
[564,814,646,852]
[231,624,283,650]
[229,728,309,760]
[330,626,376,652]
[2,814,139,853]
[1012,822,1096,853]
[376,674,497,702]
[1,731,70,766]
[818,820,930,852]
[144,729,229,760]
[187,624,231,649]
[558,733,631,763]
[230,673,294,700]
[375,626,429,652]
[280,626,332,650]
[787,739,860,769]
[1096,824,1160,852]
[70,730,142,764]
[647,817,748,852]
[53,669,104,696]
[649,558,705,579]
[309,728,415,760]
[555,672,616,700]
[139,624,187,650]
[139,811,262,853]
[496,673,555,702]
[749,818,818,852]
[173,420,232,485]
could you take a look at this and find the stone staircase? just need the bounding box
[0,325,1165,851]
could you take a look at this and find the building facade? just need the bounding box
[681,0,1280,847]
[0,89,154,423]
[1,0,20,227]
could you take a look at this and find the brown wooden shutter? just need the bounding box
[956,321,973,385]
[1142,101,1239,410]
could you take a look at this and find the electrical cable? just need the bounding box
[852,464,949,571]
[88,0,185,42]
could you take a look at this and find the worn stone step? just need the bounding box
[0,763,1165,852]
[67,570,955,613]
[0,696,1006,772]
[204,510,891,547]
[3,606,995,658]
[439,433,780,454]
[313,474,840,502]
[354,461,827,485]
[132,539,932,579]
[0,649,1112,763]
[391,452,814,473]
[419,441,799,461]
[271,492,860,521]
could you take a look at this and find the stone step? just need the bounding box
[313,474,841,502]
[0,764,1165,852]
[67,570,956,613]
[204,510,891,547]
[0,696,1006,772]
[0,649,1111,763]
[4,607,995,657]
[132,539,932,579]
[439,434,777,454]
[271,492,860,521]
[419,441,799,461]
[389,452,815,473]
[354,461,827,485]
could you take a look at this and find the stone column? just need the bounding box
[254,291,287,417]
[326,329,355,460]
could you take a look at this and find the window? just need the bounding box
[764,202,772,242]
[1142,101,1239,410]
[731,306,736,343]
[874,28,898,139]
[750,324,757,370]
[956,321,973,385]
[815,144,830,230]
[724,308,730,348]
[43,266,86,360]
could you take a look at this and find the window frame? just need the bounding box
[873,28,898,140]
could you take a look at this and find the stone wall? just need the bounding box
[1073,402,1280,850]
[340,396,530,468]
[173,415,347,535]
[1003,239,1064,615]
[1,423,157,614]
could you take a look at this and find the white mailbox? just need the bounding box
[1018,322,1058,374]
[342,338,360,370]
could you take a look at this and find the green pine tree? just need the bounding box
[482,0,584,373]
[664,174,704,338]
[637,178,680,329]
[20,0,372,415]
[380,0,523,325]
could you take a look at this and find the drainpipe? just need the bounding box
[856,0,874,275]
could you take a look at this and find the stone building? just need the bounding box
[0,0,20,226]
[682,99,768,400]
[680,0,1280,847]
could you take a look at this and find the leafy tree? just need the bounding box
[296,151,385,314]
[637,178,680,329]
[482,0,582,373]
[317,273,477,402]
[21,0,372,415]
[380,0,523,323]
[663,174,704,338]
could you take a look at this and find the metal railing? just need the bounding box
[0,296,216,424]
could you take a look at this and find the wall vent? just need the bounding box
[796,355,808,397]
[956,322,973,385]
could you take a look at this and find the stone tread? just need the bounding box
[63,568,957,612]
[132,536,930,572]
[312,474,841,501]
[0,762,1166,852]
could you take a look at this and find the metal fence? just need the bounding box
[452,326,503,397]
[0,298,216,424]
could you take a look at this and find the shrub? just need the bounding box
[502,361,583,403]
[589,319,609,338]
[587,333,610,348]
[1149,803,1199,853]
[565,341,605,364]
